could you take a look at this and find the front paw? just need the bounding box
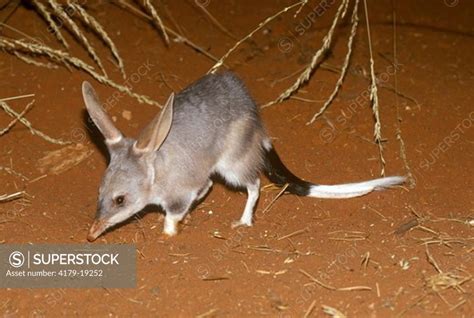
[163,227,178,237]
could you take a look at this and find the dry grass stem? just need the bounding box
[300,269,337,290]
[366,205,387,220]
[431,216,474,226]
[0,37,159,106]
[424,245,472,296]
[328,231,368,241]
[32,0,69,48]
[0,99,34,136]
[418,235,473,247]
[1,99,69,145]
[306,0,360,125]
[114,0,219,62]
[246,245,283,254]
[69,1,126,78]
[426,272,472,294]
[261,182,283,192]
[278,228,308,241]
[391,7,414,187]
[363,0,385,176]
[303,299,317,318]
[195,1,236,40]
[294,0,309,17]
[396,294,428,318]
[300,269,372,292]
[47,0,108,76]
[13,51,58,69]
[323,58,419,106]
[0,94,35,102]
[162,3,185,36]
[449,299,467,311]
[361,251,370,269]
[289,96,324,103]
[142,0,170,44]
[262,0,350,108]
[201,276,230,281]
[0,21,44,45]
[415,225,439,236]
[270,65,307,87]
[0,0,20,26]
[408,205,423,219]
[328,230,366,235]
[0,191,24,203]
[337,286,372,291]
[260,183,289,215]
[0,165,29,181]
[322,305,346,318]
[208,1,304,74]
[196,308,219,318]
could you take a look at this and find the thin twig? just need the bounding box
[0,37,160,106]
[0,191,24,203]
[260,183,289,215]
[363,0,385,176]
[194,0,237,40]
[208,1,304,74]
[0,99,34,136]
[32,0,69,48]
[0,0,21,27]
[0,22,43,45]
[425,245,442,273]
[142,0,170,44]
[1,99,69,145]
[0,94,35,102]
[47,0,108,76]
[391,1,414,187]
[294,0,309,17]
[306,0,360,125]
[13,51,58,69]
[300,268,372,291]
[114,0,219,63]
[262,0,350,108]
[278,228,308,241]
[69,1,126,78]
[322,305,346,318]
[303,299,317,318]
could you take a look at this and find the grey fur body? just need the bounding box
[156,73,267,200]
[151,73,268,232]
[82,72,405,241]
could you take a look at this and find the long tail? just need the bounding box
[263,144,405,199]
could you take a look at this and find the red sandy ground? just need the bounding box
[0,0,473,316]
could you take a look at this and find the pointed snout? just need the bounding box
[87,218,108,242]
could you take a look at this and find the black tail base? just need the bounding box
[264,146,311,196]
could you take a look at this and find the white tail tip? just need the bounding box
[308,176,406,199]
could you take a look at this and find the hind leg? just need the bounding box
[232,178,260,228]
[196,180,213,202]
[164,212,187,236]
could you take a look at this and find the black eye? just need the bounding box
[114,195,125,206]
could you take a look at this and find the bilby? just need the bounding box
[82,72,404,241]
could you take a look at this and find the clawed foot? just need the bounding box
[163,228,178,237]
[159,232,175,240]
[163,220,178,237]
[231,219,252,229]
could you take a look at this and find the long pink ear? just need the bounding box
[82,81,123,144]
[134,93,174,153]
